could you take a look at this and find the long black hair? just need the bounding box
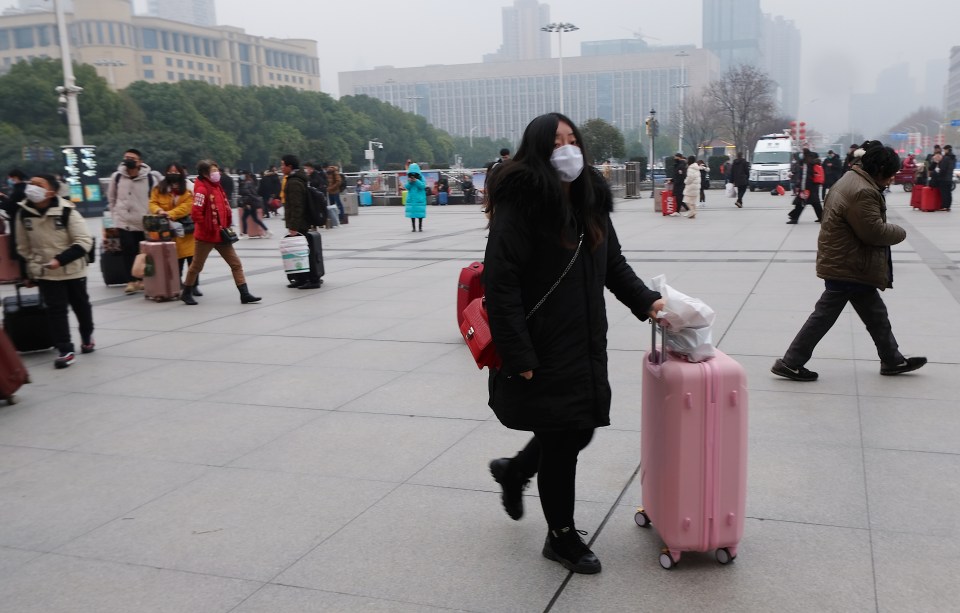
[487,112,607,249]
[158,162,187,194]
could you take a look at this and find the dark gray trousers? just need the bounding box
[784,286,903,367]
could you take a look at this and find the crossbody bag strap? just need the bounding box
[525,232,584,320]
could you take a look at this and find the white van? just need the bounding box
[749,134,794,192]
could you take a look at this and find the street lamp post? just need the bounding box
[54,0,83,146]
[366,140,383,172]
[646,108,658,199]
[672,51,690,154]
[540,22,578,115]
[469,126,479,149]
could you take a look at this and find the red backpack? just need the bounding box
[812,164,825,184]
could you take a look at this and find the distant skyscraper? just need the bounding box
[760,15,800,119]
[147,0,216,27]
[702,0,762,73]
[484,0,549,63]
[947,47,960,117]
[924,58,948,111]
[849,64,917,138]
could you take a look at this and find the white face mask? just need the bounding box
[550,144,584,182]
[25,184,49,204]
[209,171,221,183]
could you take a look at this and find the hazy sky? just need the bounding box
[132,0,958,136]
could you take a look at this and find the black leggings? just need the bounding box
[512,428,595,530]
[37,277,94,354]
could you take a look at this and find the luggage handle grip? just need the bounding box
[650,321,666,365]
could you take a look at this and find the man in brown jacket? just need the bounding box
[772,141,926,381]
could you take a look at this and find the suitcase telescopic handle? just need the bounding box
[650,321,667,365]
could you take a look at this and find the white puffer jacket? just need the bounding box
[107,163,163,231]
[683,164,701,201]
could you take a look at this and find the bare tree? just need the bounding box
[706,65,777,155]
[681,90,721,157]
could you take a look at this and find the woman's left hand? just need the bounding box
[45,259,61,270]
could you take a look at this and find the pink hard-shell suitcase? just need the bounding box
[140,241,181,302]
[636,324,748,569]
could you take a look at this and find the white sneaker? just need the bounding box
[680,212,689,217]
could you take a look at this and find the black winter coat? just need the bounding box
[484,167,661,432]
[730,158,749,188]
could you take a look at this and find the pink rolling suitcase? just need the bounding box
[636,324,748,569]
[0,235,20,283]
[140,241,180,302]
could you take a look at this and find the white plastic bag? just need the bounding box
[725,182,736,198]
[651,275,716,362]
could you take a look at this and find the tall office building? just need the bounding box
[702,0,762,73]
[147,0,216,27]
[1,0,73,15]
[483,0,549,63]
[760,14,800,118]
[945,47,960,118]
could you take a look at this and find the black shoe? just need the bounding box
[192,285,203,297]
[785,220,798,224]
[771,358,818,381]
[880,356,927,376]
[54,352,75,369]
[238,283,261,304]
[180,286,198,305]
[297,280,322,290]
[489,458,528,521]
[735,201,742,208]
[542,528,601,574]
[80,341,95,354]
[287,280,305,288]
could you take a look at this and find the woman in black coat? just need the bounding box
[484,113,664,575]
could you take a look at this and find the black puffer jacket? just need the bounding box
[484,167,661,432]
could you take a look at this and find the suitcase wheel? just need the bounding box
[5,394,16,406]
[715,547,736,565]
[634,509,651,528]
[659,551,678,570]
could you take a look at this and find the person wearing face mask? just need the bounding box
[1,169,29,279]
[149,163,198,291]
[14,174,95,369]
[482,113,665,575]
[107,148,163,295]
[180,160,261,305]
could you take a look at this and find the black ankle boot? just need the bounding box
[180,285,198,305]
[192,279,203,297]
[238,283,261,304]
[489,458,528,520]
[542,527,601,574]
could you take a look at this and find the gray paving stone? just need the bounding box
[230,411,481,482]
[232,584,461,613]
[865,448,960,536]
[83,360,280,402]
[0,452,207,551]
[277,483,608,612]
[0,547,42,576]
[748,389,862,447]
[552,510,876,613]
[73,401,320,466]
[336,371,492,420]
[0,393,180,450]
[860,396,960,454]
[0,554,258,613]
[0,445,57,476]
[57,467,394,582]
[872,530,960,613]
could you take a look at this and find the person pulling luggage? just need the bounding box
[14,174,95,369]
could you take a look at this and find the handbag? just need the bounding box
[177,215,194,234]
[219,227,239,244]
[461,233,584,370]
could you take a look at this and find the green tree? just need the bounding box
[579,119,626,164]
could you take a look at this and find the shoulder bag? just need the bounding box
[461,233,584,370]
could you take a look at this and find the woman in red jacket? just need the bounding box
[181,160,260,305]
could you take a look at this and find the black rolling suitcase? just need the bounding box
[100,248,127,286]
[285,230,325,286]
[2,283,53,352]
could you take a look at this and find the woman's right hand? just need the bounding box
[519,370,533,380]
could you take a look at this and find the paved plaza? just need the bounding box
[0,188,958,612]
